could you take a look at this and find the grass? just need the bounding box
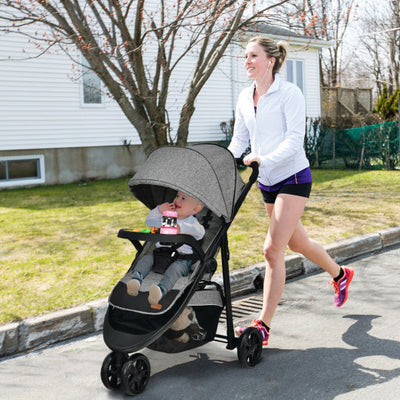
[1,169,400,325]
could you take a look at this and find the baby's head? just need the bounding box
[173,191,203,219]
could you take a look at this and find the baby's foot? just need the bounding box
[126,279,141,296]
[148,285,162,305]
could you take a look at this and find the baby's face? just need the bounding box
[172,192,201,219]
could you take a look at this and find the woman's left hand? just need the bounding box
[243,153,261,166]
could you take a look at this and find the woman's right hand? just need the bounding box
[243,153,261,166]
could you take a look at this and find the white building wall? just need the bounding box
[0,30,140,151]
[1,26,322,153]
[0,28,234,152]
[187,53,235,143]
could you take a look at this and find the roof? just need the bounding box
[247,23,333,48]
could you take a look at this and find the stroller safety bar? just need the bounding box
[117,229,205,261]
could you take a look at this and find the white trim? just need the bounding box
[0,154,45,188]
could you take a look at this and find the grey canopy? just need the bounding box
[129,144,244,223]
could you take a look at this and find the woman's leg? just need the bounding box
[288,220,341,278]
[259,193,343,327]
[259,193,309,327]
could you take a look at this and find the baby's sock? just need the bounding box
[148,285,164,305]
[126,279,141,296]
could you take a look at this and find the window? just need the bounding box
[81,57,103,105]
[0,155,45,188]
[286,59,304,93]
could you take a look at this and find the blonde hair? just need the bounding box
[248,36,288,73]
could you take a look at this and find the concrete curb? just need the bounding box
[1,226,399,358]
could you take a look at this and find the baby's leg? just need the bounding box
[159,259,191,293]
[148,260,191,305]
[127,254,154,296]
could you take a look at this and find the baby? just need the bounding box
[126,191,205,305]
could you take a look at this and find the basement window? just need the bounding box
[0,155,45,188]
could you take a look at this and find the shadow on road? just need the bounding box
[141,314,400,399]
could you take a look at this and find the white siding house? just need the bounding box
[0,24,330,188]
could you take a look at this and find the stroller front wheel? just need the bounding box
[121,353,151,396]
[100,351,129,390]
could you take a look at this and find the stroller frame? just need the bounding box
[100,147,262,396]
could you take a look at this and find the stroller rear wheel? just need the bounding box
[100,351,128,390]
[121,353,151,396]
[237,327,263,367]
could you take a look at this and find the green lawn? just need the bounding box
[1,169,399,325]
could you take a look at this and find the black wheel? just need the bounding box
[237,327,263,367]
[121,353,151,396]
[100,351,128,390]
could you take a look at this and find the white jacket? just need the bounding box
[228,74,309,186]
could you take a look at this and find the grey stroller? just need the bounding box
[101,144,262,396]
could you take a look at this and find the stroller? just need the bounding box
[101,144,262,396]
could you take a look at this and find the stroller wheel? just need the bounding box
[121,353,151,396]
[100,351,128,390]
[237,327,263,368]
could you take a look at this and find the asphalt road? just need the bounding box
[1,246,399,400]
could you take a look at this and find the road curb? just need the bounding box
[1,226,399,358]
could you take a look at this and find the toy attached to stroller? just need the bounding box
[100,144,262,396]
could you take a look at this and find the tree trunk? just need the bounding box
[176,102,196,146]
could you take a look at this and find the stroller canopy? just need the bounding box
[129,144,244,223]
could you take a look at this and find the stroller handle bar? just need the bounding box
[235,158,259,185]
[248,161,259,184]
[117,229,205,261]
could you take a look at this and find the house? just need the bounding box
[0,23,330,188]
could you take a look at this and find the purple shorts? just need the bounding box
[258,167,312,204]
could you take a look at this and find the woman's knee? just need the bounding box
[263,244,282,266]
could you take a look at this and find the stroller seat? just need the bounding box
[109,206,222,315]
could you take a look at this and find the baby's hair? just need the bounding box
[248,36,289,73]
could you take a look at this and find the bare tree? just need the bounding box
[281,0,357,87]
[0,0,288,154]
[356,0,400,96]
[385,0,400,94]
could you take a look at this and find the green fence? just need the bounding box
[221,119,399,170]
[306,121,400,170]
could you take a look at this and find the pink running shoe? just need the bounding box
[330,266,354,307]
[235,319,270,346]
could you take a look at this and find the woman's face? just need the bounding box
[244,42,271,80]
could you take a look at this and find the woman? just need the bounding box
[228,36,354,345]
